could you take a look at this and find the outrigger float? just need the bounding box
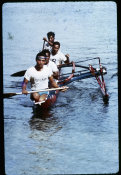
[4,57,109,109]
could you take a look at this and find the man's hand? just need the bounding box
[60,86,69,92]
[43,37,48,42]
[65,54,70,59]
[22,89,28,95]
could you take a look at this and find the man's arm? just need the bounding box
[49,76,68,92]
[53,71,59,80]
[43,37,53,46]
[49,76,59,88]
[51,62,59,79]
[64,54,70,64]
[22,78,29,94]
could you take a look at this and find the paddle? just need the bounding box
[11,57,97,77]
[11,70,26,77]
[3,86,69,99]
[43,40,45,50]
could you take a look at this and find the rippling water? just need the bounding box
[2,2,118,174]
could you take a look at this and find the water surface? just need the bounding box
[3,2,118,174]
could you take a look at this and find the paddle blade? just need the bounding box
[3,93,17,98]
[11,70,26,77]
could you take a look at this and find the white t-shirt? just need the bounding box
[50,50,67,66]
[24,66,52,90]
[47,60,58,73]
[44,43,52,52]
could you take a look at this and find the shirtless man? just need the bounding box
[22,51,66,103]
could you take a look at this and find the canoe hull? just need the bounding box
[33,90,59,110]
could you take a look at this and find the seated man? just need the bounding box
[43,31,55,51]
[50,41,70,68]
[22,51,66,103]
[43,49,59,79]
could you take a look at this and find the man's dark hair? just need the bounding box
[53,41,60,48]
[35,51,45,60]
[43,49,50,57]
[47,31,55,39]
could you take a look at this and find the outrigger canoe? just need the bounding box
[33,57,109,109]
[4,57,109,109]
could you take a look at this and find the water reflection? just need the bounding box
[29,107,62,133]
[5,81,31,89]
[111,72,118,79]
[103,96,109,105]
[32,106,53,120]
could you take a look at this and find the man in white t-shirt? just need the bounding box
[50,41,70,67]
[43,49,59,79]
[22,51,65,103]
[43,31,55,51]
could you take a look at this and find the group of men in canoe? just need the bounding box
[22,32,72,103]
